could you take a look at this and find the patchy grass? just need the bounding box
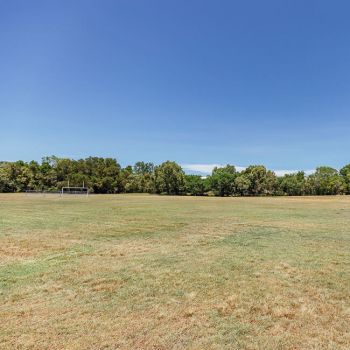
[0,194,350,349]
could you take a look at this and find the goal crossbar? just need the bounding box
[61,187,89,196]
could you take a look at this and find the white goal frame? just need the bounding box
[61,186,89,196]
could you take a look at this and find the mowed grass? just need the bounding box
[0,194,350,349]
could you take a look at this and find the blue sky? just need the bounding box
[1,0,350,174]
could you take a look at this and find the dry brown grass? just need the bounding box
[0,194,350,349]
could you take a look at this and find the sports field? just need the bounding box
[0,194,350,349]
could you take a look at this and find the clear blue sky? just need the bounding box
[1,0,350,173]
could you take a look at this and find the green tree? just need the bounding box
[208,165,237,196]
[0,161,33,192]
[185,175,206,195]
[340,164,350,194]
[309,167,345,195]
[234,175,251,196]
[0,162,13,192]
[242,165,277,195]
[278,171,306,196]
[129,162,156,193]
[154,161,185,195]
[133,161,154,175]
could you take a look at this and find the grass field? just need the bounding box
[0,194,350,349]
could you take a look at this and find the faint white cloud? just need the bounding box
[181,163,315,176]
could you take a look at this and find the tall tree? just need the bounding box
[278,171,306,196]
[185,175,206,196]
[340,164,350,194]
[208,165,237,196]
[309,167,345,195]
[154,161,185,195]
[242,165,277,195]
[234,175,251,196]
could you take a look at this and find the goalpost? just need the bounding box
[61,181,89,197]
[25,182,88,197]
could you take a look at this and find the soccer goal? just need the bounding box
[61,185,89,196]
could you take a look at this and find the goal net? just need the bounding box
[61,187,89,196]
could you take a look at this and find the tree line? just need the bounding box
[1,156,350,196]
